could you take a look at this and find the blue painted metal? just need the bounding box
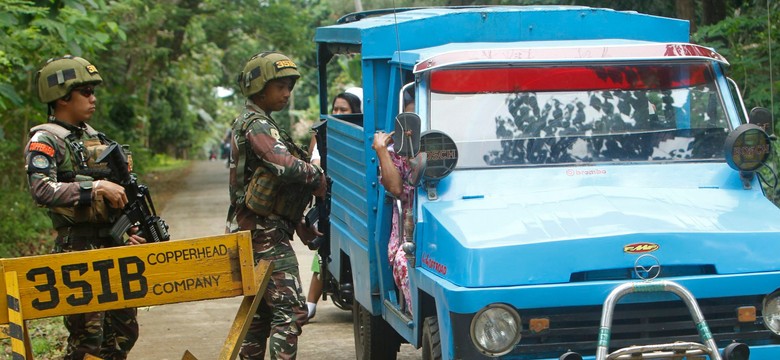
[315,5,780,360]
[315,6,690,60]
[415,163,780,288]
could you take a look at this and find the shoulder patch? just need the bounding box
[29,142,55,157]
[31,154,50,169]
[269,128,281,140]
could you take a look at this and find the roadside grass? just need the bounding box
[1,317,67,359]
[0,160,192,359]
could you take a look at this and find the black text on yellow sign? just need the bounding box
[0,231,255,323]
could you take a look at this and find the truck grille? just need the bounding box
[452,295,778,359]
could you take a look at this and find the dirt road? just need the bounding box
[130,160,419,360]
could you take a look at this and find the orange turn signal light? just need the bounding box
[737,306,757,322]
[529,318,550,333]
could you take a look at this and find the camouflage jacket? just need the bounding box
[25,118,119,230]
[227,100,325,238]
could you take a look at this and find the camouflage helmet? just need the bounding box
[237,51,300,97]
[36,55,103,103]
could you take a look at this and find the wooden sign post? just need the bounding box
[4,270,33,360]
[0,231,271,359]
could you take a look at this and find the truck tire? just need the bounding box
[422,316,442,360]
[353,300,400,360]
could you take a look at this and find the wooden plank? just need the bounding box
[0,262,5,340]
[180,350,198,360]
[237,231,257,295]
[217,260,273,360]
[6,271,33,359]
[0,231,254,323]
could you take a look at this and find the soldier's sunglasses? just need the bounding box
[73,87,95,97]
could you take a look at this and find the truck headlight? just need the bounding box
[470,304,522,357]
[763,290,780,335]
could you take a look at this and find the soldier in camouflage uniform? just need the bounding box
[226,51,326,360]
[24,55,146,360]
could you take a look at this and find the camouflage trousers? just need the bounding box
[240,227,308,360]
[63,308,139,360]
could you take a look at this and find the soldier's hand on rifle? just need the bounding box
[296,220,322,245]
[93,180,128,209]
[125,226,147,245]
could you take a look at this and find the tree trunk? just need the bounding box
[676,0,697,33]
[702,0,727,25]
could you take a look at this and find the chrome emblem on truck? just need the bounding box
[634,254,661,280]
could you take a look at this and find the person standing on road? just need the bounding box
[25,55,146,360]
[226,51,326,360]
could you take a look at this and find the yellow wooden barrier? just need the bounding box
[0,231,272,359]
[0,232,256,323]
[216,260,272,360]
[5,270,33,359]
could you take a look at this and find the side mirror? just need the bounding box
[393,112,421,158]
[724,123,771,172]
[749,107,774,136]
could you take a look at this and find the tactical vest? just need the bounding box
[29,122,121,225]
[232,112,314,223]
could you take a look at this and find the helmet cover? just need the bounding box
[237,52,300,97]
[36,55,103,103]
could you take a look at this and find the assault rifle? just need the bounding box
[96,142,170,245]
[305,120,330,251]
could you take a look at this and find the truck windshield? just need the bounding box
[428,62,731,168]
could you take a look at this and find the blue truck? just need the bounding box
[311,6,779,360]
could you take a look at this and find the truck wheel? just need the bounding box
[353,300,400,360]
[422,316,442,360]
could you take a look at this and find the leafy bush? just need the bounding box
[0,190,52,258]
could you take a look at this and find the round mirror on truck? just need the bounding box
[724,123,771,172]
[420,130,458,180]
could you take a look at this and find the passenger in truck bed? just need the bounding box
[372,129,414,315]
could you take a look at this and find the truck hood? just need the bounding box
[417,167,780,288]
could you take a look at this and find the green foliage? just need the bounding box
[694,2,780,117]
[0,190,51,258]
[0,0,339,262]
[0,317,67,359]
[693,1,780,203]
